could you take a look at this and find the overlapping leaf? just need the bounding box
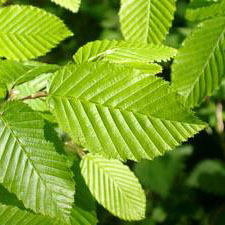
[73,40,177,63]
[49,62,205,161]
[74,40,177,74]
[0,101,75,223]
[81,154,146,221]
[119,0,176,44]
[51,0,81,13]
[0,5,73,60]
[0,204,62,225]
[172,17,225,108]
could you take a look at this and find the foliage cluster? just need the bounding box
[0,0,225,224]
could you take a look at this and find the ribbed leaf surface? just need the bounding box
[49,62,205,161]
[172,17,225,108]
[0,204,61,225]
[81,154,146,221]
[0,101,75,223]
[119,0,176,44]
[51,0,81,13]
[73,40,177,74]
[0,5,73,61]
[74,40,177,63]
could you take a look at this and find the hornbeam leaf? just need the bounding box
[172,17,225,108]
[0,5,73,61]
[73,40,176,74]
[119,0,176,44]
[50,0,81,13]
[0,101,75,223]
[49,62,206,161]
[73,40,177,63]
[80,154,146,221]
[0,204,61,225]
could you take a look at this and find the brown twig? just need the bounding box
[65,140,86,159]
[216,102,224,134]
[21,91,47,101]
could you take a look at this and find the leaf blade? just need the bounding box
[0,5,73,60]
[0,101,75,223]
[172,17,225,107]
[119,0,176,44]
[49,62,206,161]
[80,154,146,221]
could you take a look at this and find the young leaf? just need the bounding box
[49,62,206,161]
[50,0,81,13]
[80,154,146,221]
[0,203,61,225]
[73,40,177,63]
[0,5,73,61]
[0,60,59,88]
[119,0,176,44]
[73,40,177,74]
[0,101,75,223]
[172,17,225,108]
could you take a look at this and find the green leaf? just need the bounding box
[0,101,75,223]
[0,203,61,225]
[74,40,177,63]
[172,17,225,108]
[50,0,81,13]
[188,160,225,195]
[73,40,177,74]
[186,0,225,21]
[0,60,59,88]
[0,5,73,61]
[119,0,177,44]
[49,62,205,161]
[80,153,146,221]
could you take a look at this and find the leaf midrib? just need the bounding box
[50,95,203,125]
[0,115,59,218]
[93,160,143,217]
[185,19,225,102]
